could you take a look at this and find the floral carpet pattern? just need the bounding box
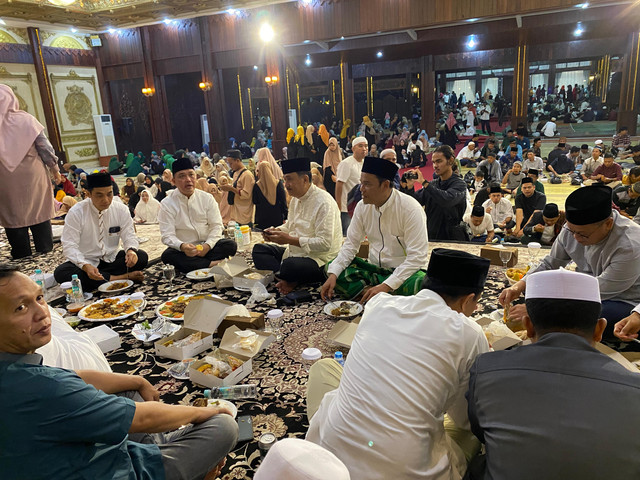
[1,228,529,479]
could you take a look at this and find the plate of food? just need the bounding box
[155,294,214,321]
[98,279,134,293]
[186,268,215,281]
[78,297,139,322]
[505,266,530,285]
[191,397,238,418]
[324,300,363,318]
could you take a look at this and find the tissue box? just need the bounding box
[216,312,265,338]
[83,325,121,354]
[155,296,233,360]
[480,246,519,267]
[356,241,369,259]
[190,326,274,388]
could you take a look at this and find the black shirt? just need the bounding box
[413,174,468,240]
[252,181,288,230]
[515,190,546,228]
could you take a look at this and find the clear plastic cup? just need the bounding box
[301,347,322,372]
[266,309,283,341]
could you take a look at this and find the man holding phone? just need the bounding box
[252,157,342,295]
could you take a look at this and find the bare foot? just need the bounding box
[276,279,297,295]
[204,458,226,480]
[127,271,144,283]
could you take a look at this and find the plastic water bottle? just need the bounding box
[204,384,258,400]
[234,224,243,245]
[334,351,345,366]
[71,274,84,303]
[34,269,47,298]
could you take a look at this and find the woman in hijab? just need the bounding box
[255,147,283,181]
[316,124,330,164]
[305,125,318,162]
[127,186,145,217]
[135,172,146,188]
[126,152,144,177]
[295,125,310,158]
[163,152,175,171]
[212,172,232,224]
[201,156,215,178]
[196,177,212,193]
[53,195,77,220]
[229,137,238,149]
[310,162,326,191]
[252,161,287,229]
[286,127,297,158]
[144,175,157,197]
[162,169,173,184]
[122,177,136,201]
[108,156,123,175]
[134,189,160,224]
[339,119,351,149]
[443,112,459,149]
[155,180,174,202]
[0,84,63,258]
[322,137,342,197]
[362,116,376,147]
[214,159,228,184]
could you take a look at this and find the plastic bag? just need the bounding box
[246,281,273,308]
[231,330,259,353]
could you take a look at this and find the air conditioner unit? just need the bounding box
[93,114,117,157]
[201,114,210,147]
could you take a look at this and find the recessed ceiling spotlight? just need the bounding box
[305,55,312,66]
[259,23,275,43]
[0,19,6,26]
[303,40,310,44]
[163,19,171,24]
[574,23,584,36]
[253,65,259,70]
[70,27,78,33]
[108,28,116,34]
[466,18,479,22]
[376,50,383,58]
[575,2,589,8]
[467,35,477,48]
[340,36,345,40]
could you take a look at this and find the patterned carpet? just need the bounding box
[1,225,531,479]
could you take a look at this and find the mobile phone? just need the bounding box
[237,415,253,442]
[280,289,313,306]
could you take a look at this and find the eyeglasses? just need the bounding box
[562,224,602,241]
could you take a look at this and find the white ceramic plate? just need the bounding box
[324,300,363,318]
[207,398,238,418]
[186,268,215,281]
[98,279,134,293]
[78,296,139,322]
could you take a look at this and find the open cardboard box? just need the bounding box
[155,296,233,360]
[190,325,274,388]
[216,311,265,338]
[475,316,522,350]
[327,316,361,348]
[480,246,519,267]
[210,256,275,291]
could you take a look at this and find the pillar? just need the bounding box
[339,56,355,125]
[27,27,65,164]
[511,32,530,131]
[617,31,640,136]
[140,27,174,153]
[420,56,436,137]
[265,46,288,155]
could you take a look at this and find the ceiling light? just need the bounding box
[0,19,5,25]
[575,2,589,8]
[340,36,345,40]
[227,8,238,15]
[300,0,313,5]
[466,18,479,22]
[108,28,116,34]
[70,27,78,33]
[253,65,259,70]
[467,35,477,48]
[376,51,383,58]
[574,23,584,36]
[48,0,77,6]
[305,55,312,66]
[259,23,274,43]
[303,40,310,44]
[163,19,172,24]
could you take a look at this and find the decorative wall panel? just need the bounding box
[0,63,47,130]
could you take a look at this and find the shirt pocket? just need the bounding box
[105,226,121,249]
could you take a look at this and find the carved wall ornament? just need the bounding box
[64,84,93,126]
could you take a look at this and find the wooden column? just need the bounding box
[140,27,174,153]
[618,32,640,136]
[420,56,436,137]
[265,46,288,155]
[547,63,556,96]
[339,56,355,126]
[511,31,530,130]
[198,18,228,155]
[26,27,64,163]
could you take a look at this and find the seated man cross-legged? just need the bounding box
[321,156,429,303]
[252,157,343,295]
[307,249,492,480]
[54,172,148,291]
[0,265,238,479]
[158,158,237,273]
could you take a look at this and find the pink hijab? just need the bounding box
[255,147,283,181]
[445,113,457,130]
[0,84,45,172]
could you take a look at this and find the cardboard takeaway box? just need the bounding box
[84,325,121,354]
[480,246,519,267]
[216,311,265,338]
[475,316,522,351]
[327,316,362,348]
[210,256,275,291]
[154,296,233,361]
[190,325,274,388]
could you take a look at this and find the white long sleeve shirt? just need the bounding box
[61,198,138,268]
[307,290,490,480]
[327,190,428,290]
[336,156,364,212]
[276,184,343,266]
[483,198,514,224]
[157,188,223,251]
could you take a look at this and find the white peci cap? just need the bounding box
[595,139,604,145]
[254,438,351,480]
[525,268,600,303]
[352,136,368,147]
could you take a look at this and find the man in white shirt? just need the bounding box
[307,249,491,480]
[542,117,557,137]
[456,141,480,167]
[479,103,492,135]
[483,185,515,233]
[464,205,495,243]
[54,172,148,291]
[521,150,544,173]
[157,158,237,273]
[580,147,604,182]
[335,136,367,235]
[321,157,428,303]
[252,157,342,295]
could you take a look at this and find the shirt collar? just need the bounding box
[378,189,396,213]
[299,184,315,202]
[534,332,596,352]
[0,352,43,365]
[88,199,109,215]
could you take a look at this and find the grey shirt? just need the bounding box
[529,211,640,306]
[476,160,502,184]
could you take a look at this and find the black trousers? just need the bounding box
[252,243,325,285]
[161,238,237,273]
[54,249,149,291]
[5,220,53,259]
[480,119,492,134]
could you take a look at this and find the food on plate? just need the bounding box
[193,270,210,277]
[82,298,136,319]
[67,303,84,314]
[197,362,230,379]
[244,272,263,280]
[192,398,208,407]
[106,281,130,291]
[131,299,144,308]
[226,355,243,371]
[158,295,208,319]
[506,266,530,282]
[331,302,356,317]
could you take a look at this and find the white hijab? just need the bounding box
[134,190,160,223]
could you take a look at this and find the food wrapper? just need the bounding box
[246,282,273,308]
[482,321,515,345]
[200,350,245,378]
[226,304,252,318]
[165,331,203,348]
[231,330,259,353]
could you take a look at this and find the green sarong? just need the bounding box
[326,257,426,299]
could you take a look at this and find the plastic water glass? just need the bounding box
[301,348,322,372]
[266,309,283,341]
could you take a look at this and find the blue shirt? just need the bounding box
[0,353,164,480]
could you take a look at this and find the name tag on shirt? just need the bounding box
[108,226,121,234]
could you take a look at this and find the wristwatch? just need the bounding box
[127,248,138,254]
[422,180,429,187]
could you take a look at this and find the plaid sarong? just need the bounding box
[326,257,426,299]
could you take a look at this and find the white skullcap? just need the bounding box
[352,136,368,147]
[595,139,603,145]
[254,438,351,480]
[525,268,601,303]
[468,141,475,147]
[380,148,396,160]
